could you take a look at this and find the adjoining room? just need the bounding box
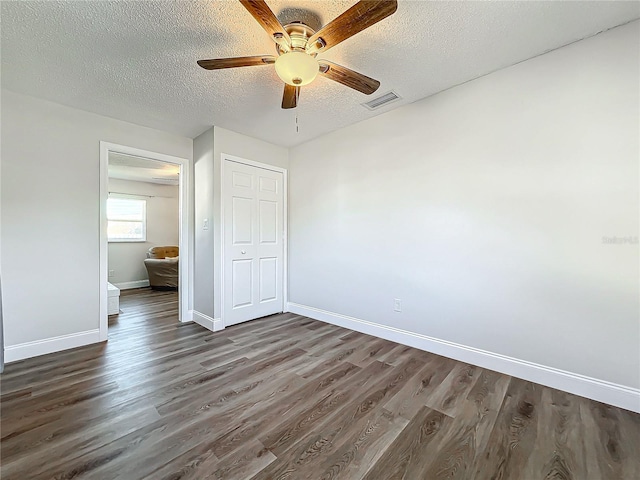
[106,153,181,333]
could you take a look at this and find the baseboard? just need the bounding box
[4,329,102,363]
[287,302,640,414]
[112,279,150,290]
[192,311,224,332]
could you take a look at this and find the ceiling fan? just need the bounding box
[197,0,398,109]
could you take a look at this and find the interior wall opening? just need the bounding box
[99,142,191,341]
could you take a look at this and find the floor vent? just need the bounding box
[362,91,401,110]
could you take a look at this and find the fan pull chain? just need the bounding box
[295,114,299,134]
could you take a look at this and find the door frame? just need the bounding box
[220,153,288,328]
[99,141,192,341]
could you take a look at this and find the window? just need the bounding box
[107,197,146,242]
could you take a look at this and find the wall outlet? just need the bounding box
[394,298,402,312]
[108,270,114,278]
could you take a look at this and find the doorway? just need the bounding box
[99,142,191,341]
[221,156,287,327]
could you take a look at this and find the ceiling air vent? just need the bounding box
[362,91,401,110]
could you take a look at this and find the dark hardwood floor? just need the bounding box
[1,288,638,479]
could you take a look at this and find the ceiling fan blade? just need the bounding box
[307,0,397,54]
[239,0,291,48]
[282,84,300,109]
[197,56,275,70]
[318,61,380,95]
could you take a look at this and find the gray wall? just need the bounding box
[288,22,639,389]
[1,91,192,350]
[193,128,215,316]
[0,275,4,372]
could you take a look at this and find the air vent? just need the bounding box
[362,91,401,110]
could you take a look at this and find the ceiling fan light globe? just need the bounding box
[275,51,319,87]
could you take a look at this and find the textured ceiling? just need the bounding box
[2,1,638,147]
[109,153,180,185]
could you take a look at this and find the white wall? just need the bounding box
[1,90,192,356]
[193,126,288,321]
[289,21,639,400]
[107,178,179,288]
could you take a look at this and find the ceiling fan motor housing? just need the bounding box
[276,22,318,56]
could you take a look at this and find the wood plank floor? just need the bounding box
[1,289,639,479]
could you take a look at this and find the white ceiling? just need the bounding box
[109,152,180,185]
[2,1,638,147]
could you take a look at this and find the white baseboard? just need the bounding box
[191,311,224,332]
[112,279,150,290]
[182,309,194,322]
[4,329,102,363]
[213,318,224,332]
[287,302,640,414]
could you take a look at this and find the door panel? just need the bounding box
[224,160,284,326]
[232,171,253,189]
[232,259,253,308]
[259,200,278,244]
[232,197,253,244]
[259,257,278,302]
[259,176,278,193]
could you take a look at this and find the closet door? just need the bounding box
[223,159,284,326]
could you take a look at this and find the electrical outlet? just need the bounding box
[108,270,114,278]
[394,298,402,312]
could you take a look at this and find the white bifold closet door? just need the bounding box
[223,159,284,327]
